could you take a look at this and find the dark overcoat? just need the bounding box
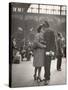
[43,29,56,65]
[56,38,63,57]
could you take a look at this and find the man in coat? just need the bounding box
[43,21,56,85]
[56,32,64,71]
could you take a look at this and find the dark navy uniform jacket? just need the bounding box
[43,29,56,53]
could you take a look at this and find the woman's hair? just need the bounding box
[57,32,62,38]
[37,21,49,33]
[37,25,43,33]
[43,21,49,28]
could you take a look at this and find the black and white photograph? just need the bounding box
[9,2,66,88]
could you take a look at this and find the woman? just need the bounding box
[33,25,46,82]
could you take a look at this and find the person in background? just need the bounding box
[56,32,64,71]
[12,38,17,48]
[26,40,32,61]
[33,25,46,82]
[13,49,22,63]
[12,38,17,63]
[21,46,26,61]
[61,36,66,58]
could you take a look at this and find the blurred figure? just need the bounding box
[26,46,31,61]
[12,38,18,63]
[21,46,27,61]
[56,32,64,71]
[61,37,66,58]
[13,49,22,63]
[26,40,32,61]
[12,38,17,48]
[33,25,46,82]
[63,45,66,58]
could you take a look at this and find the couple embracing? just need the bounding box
[33,21,56,85]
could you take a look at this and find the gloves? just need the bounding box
[45,51,54,56]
